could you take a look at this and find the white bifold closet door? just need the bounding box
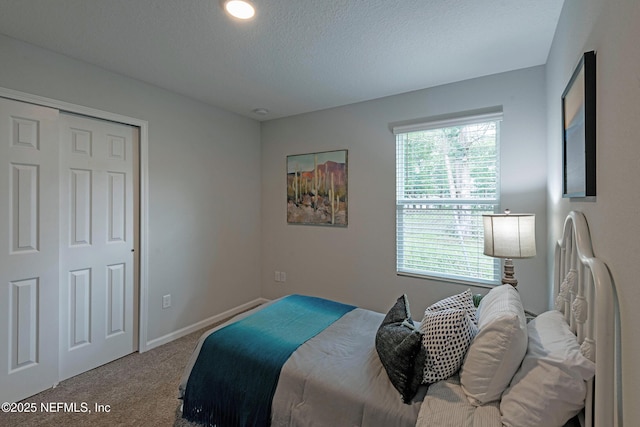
[0,98,61,402]
[58,113,138,381]
[0,97,139,403]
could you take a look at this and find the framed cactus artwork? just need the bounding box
[287,149,348,226]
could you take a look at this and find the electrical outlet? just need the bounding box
[274,271,281,282]
[280,272,286,282]
[162,294,171,309]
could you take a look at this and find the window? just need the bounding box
[394,112,502,284]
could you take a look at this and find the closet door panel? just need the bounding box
[0,97,60,403]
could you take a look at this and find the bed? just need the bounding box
[178,211,618,427]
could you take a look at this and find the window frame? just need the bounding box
[393,111,503,286]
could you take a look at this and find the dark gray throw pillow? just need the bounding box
[375,294,426,403]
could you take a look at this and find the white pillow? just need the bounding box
[501,310,596,427]
[420,308,477,384]
[459,284,527,405]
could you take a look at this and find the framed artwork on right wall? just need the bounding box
[562,50,596,198]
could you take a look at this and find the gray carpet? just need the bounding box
[0,323,224,427]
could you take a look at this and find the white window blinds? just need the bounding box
[394,112,502,284]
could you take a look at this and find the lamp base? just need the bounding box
[502,258,518,287]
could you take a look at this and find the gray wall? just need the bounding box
[0,34,263,344]
[546,0,640,424]
[261,66,548,315]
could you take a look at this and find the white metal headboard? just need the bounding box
[553,211,618,427]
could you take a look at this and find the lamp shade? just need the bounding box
[483,213,536,259]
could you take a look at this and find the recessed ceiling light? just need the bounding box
[223,0,255,20]
[252,108,269,116]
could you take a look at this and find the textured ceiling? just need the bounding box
[0,0,564,120]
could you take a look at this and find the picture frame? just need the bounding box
[562,50,596,198]
[286,149,348,226]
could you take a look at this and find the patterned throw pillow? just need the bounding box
[425,289,478,325]
[375,295,426,403]
[420,308,478,384]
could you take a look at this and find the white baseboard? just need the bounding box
[143,297,270,352]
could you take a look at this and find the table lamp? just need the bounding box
[482,209,536,287]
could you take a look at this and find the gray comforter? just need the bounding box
[179,304,423,427]
[272,308,424,427]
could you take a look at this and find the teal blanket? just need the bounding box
[182,294,356,427]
